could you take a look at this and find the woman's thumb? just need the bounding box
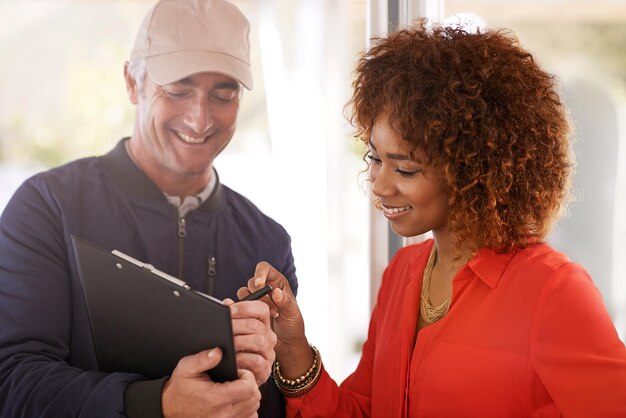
[272,288,299,318]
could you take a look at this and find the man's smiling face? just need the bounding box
[129,71,241,187]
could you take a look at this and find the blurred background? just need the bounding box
[0,0,624,383]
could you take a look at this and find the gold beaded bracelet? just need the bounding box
[273,344,322,398]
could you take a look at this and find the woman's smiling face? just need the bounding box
[368,113,450,238]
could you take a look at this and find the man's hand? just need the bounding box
[224,299,277,385]
[162,347,261,418]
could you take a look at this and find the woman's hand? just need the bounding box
[237,261,314,380]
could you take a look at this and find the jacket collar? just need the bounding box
[100,138,226,213]
[466,247,518,289]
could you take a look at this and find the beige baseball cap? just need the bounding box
[130,0,253,89]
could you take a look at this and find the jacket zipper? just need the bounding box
[207,256,216,295]
[177,217,187,279]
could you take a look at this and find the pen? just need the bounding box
[239,284,273,301]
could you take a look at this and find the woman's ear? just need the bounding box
[123,61,139,105]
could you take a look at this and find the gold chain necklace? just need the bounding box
[420,246,451,324]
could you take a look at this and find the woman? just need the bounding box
[240,20,626,417]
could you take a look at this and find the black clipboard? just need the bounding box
[72,236,237,382]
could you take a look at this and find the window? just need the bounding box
[443,0,626,341]
[0,0,370,381]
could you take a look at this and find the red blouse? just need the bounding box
[287,240,626,417]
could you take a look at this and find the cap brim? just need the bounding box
[145,50,253,90]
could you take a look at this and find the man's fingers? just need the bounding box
[231,315,270,336]
[230,300,271,323]
[236,351,274,373]
[233,331,276,357]
[236,352,273,385]
[176,347,223,378]
[232,370,262,416]
[204,347,223,370]
[164,348,262,418]
[238,368,258,384]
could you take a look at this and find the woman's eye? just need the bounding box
[366,154,382,165]
[395,168,421,177]
[367,153,420,177]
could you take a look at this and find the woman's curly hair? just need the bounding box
[349,19,573,253]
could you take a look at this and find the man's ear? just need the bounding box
[124,61,139,105]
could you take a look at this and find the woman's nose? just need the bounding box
[371,166,394,198]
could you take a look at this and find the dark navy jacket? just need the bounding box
[0,139,297,417]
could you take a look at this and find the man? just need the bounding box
[0,0,297,417]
